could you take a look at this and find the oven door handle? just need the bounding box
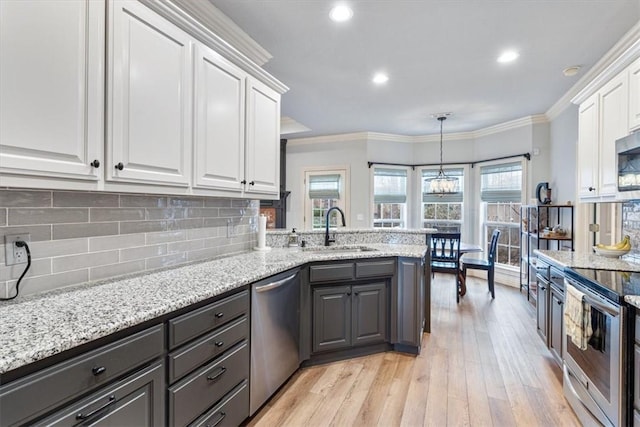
[565,279,620,317]
[582,294,619,317]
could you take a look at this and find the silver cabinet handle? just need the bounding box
[255,273,297,293]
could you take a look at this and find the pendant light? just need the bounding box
[426,114,459,196]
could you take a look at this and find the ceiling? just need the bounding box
[209,1,640,138]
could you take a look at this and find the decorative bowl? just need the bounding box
[593,246,630,258]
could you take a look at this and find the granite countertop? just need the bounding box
[0,244,426,375]
[535,250,640,309]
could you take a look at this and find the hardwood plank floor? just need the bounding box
[247,274,580,426]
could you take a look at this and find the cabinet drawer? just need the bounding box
[169,342,249,427]
[356,259,395,278]
[168,316,248,383]
[33,361,164,426]
[169,290,248,349]
[309,263,354,283]
[0,324,164,427]
[191,380,249,427]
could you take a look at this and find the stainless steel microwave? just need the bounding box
[616,132,640,199]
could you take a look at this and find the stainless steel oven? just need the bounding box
[563,275,626,427]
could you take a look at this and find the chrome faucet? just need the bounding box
[324,206,346,246]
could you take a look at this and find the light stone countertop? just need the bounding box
[0,244,427,375]
[535,250,640,309]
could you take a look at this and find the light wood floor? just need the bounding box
[247,274,581,427]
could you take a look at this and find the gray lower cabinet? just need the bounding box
[0,324,164,426]
[634,315,640,426]
[395,257,425,349]
[167,289,250,427]
[33,361,164,426]
[536,277,549,343]
[549,285,564,364]
[312,282,387,353]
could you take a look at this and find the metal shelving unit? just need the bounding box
[519,204,574,302]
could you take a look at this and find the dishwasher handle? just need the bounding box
[254,273,297,293]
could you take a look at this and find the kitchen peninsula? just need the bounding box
[0,232,430,426]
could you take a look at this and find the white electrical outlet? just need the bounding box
[5,234,30,266]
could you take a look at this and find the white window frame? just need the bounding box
[418,165,465,233]
[478,159,527,270]
[302,167,349,230]
[371,165,410,228]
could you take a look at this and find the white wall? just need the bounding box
[285,138,370,230]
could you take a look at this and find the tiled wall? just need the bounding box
[622,200,640,262]
[0,189,258,298]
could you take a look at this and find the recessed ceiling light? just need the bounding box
[329,4,353,22]
[563,66,581,77]
[372,73,389,84]
[497,50,519,63]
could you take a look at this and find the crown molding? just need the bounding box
[570,21,640,106]
[140,0,288,94]
[288,115,548,145]
[281,116,311,135]
[168,0,273,66]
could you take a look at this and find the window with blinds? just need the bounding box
[421,167,463,232]
[372,167,407,228]
[480,162,522,202]
[308,174,341,199]
[480,161,523,267]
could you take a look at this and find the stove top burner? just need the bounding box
[566,267,640,304]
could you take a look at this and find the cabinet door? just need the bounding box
[193,44,246,192]
[396,258,424,347]
[245,77,280,198]
[577,92,600,199]
[0,0,103,183]
[599,71,629,197]
[634,344,640,411]
[549,287,564,365]
[629,57,640,132]
[352,282,387,346]
[34,362,164,426]
[312,286,351,353]
[536,279,548,344]
[108,0,192,186]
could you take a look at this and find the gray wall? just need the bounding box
[0,189,258,298]
[549,105,578,205]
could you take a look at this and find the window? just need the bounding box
[304,170,347,230]
[373,167,407,228]
[480,161,523,267]
[421,167,463,232]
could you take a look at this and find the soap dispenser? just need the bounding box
[288,228,299,247]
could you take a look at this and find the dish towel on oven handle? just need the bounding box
[564,284,593,350]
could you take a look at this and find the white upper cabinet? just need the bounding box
[598,71,629,198]
[193,44,246,192]
[629,56,640,132]
[0,0,104,184]
[577,93,600,200]
[107,0,192,187]
[245,78,281,198]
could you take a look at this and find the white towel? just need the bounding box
[564,284,592,350]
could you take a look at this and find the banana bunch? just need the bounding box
[596,235,632,251]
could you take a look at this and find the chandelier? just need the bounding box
[426,114,459,196]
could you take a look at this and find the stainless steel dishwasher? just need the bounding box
[250,269,300,415]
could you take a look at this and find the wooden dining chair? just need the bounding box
[461,229,501,299]
[429,232,462,303]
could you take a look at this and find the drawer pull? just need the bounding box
[214,341,224,347]
[76,395,116,420]
[92,366,106,376]
[206,366,227,381]
[207,411,226,427]
[215,312,224,318]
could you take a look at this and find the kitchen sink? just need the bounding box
[301,245,378,253]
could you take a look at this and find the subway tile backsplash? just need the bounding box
[0,189,258,298]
